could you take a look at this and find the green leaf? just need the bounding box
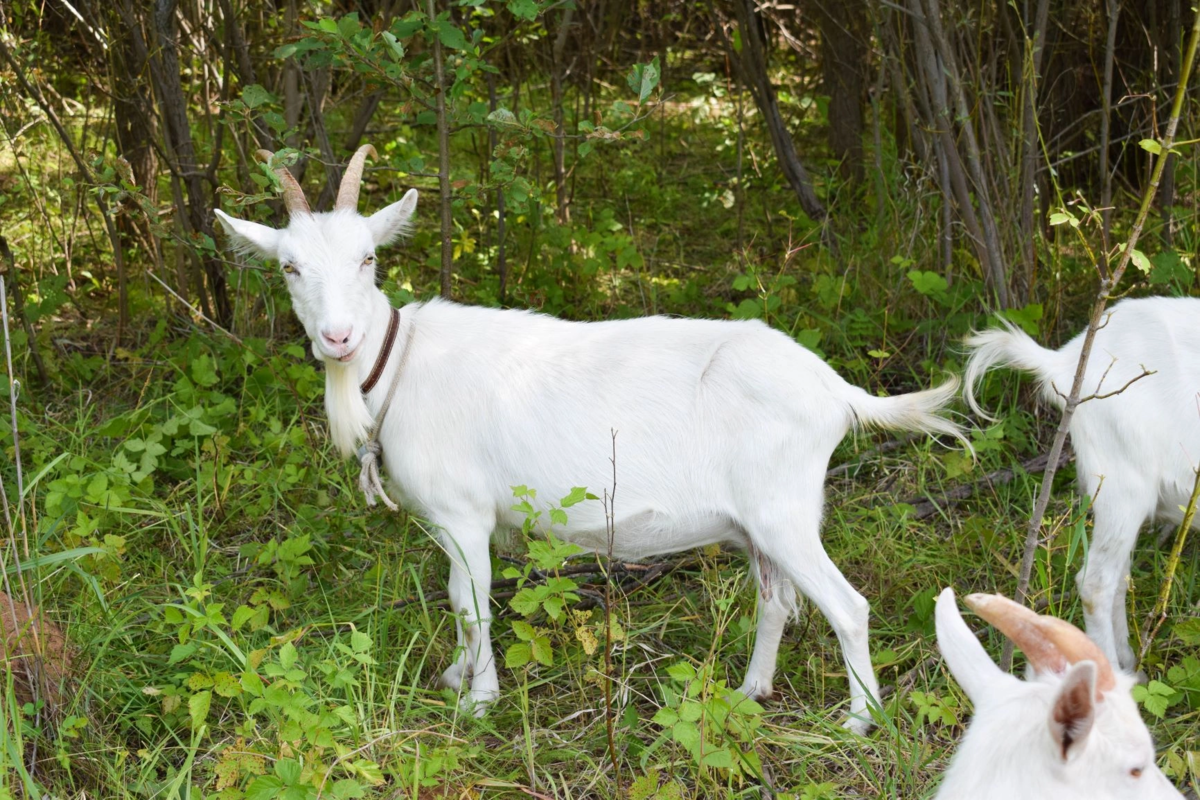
[330,779,367,799]
[188,690,211,730]
[1139,138,1164,155]
[242,84,274,109]
[437,22,468,50]
[168,642,198,665]
[505,642,531,668]
[245,776,284,800]
[560,486,590,507]
[1148,250,1193,285]
[275,757,302,784]
[652,707,679,727]
[279,642,298,670]
[678,699,702,722]
[530,635,554,667]
[350,630,372,654]
[511,620,536,641]
[1129,247,1153,273]
[542,596,564,620]
[213,672,242,698]
[666,662,696,682]
[1047,211,1075,226]
[702,749,735,769]
[671,719,701,754]
[231,604,255,632]
[507,0,539,20]
[381,31,405,60]
[336,12,361,38]
[906,270,948,300]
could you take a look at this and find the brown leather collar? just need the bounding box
[360,306,400,394]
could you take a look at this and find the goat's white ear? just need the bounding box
[1049,660,1096,762]
[366,188,418,246]
[214,209,282,260]
[935,587,1004,703]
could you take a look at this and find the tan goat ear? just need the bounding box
[1049,660,1097,762]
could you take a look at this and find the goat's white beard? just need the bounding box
[324,359,374,458]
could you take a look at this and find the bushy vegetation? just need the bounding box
[1,1,1199,797]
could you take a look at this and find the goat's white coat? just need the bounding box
[215,189,966,732]
[933,588,1182,799]
[963,297,1200,669]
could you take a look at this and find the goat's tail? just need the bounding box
[962,323,1066,421]
[845,376,970,451]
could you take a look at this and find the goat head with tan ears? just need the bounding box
[934,588,1182,799]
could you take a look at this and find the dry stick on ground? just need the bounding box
[1138,459,1200,662]
[899,447,1073,521]
[1002,5,1200,672]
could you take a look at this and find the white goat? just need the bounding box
[934,587,1182,799]
[215,146,966,732]
[963,297,1200,670]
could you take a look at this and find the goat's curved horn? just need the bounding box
[335,144,378,211]
[255,149,311,216]
[965,593,1116,697]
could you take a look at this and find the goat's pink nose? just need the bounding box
[321,327,354,348]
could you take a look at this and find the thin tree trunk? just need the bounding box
[550,7,574,224]
[488,73,508,305]
[728,0,828,226]
[1017,0,1051,301]
[1099,0,1121,253]
[151,0,231,325]
[917,0,1009,307]
[428,0,454,298]
[816,0,867,186]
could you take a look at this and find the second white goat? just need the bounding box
[216,146,966,732]
[964,296,1200,670]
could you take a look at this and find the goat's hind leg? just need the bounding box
[741,498,880,734]
[1077,497,1146,671]
[736,548,796,701]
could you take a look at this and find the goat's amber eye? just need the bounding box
[1130,768,1143,778]
[282,262,296,274]
[363,255,375,267]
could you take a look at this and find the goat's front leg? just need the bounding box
[438,523,499,714]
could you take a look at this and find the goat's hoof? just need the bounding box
[842,713,874,736]
[735,682,774,702]
[467,688,499,717]
[438,664,465,691]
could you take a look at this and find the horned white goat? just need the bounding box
[934,587,1182,799]
[963,296,1200,670]
[215,145,966,732]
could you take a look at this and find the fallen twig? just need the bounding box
[898,447,1074,520]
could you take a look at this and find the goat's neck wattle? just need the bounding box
[323,289,395,458]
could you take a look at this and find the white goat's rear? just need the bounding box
[215,146,966,732]
[934,588,1182,800]
[964,297,1200,669]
